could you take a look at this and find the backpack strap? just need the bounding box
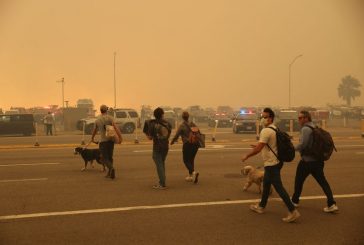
[266,126,279,160]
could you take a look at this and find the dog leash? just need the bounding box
[82,140,98,150]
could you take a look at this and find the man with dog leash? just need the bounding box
[241,107,300,223]
[91,105,122,180]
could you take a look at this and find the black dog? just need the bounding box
[74,147,105,171]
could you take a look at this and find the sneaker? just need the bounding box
[323,204,339,213]
[282,209,300,223]
[152,185,167,190]
[110,169,115,179]
[249,204,265,214]
[192,171,199,184]
[292,202,299,208]
[185,176,193,182]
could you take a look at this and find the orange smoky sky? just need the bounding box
[0,0,363,111]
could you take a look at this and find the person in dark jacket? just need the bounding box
[171,111,200,184]
[145,107,172,190]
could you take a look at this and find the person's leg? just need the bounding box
[259,166,273,208]
[46,124,50,135]
[190,145,198,173]
[49,124,53,135]
[182,143,193,175]
[291,160,310,205]
[152,150,166,187]
[310,161,336,207]
[190,145,199,183]
[99,142,112,176]
[108,141,115,178]
[270,163,295,212]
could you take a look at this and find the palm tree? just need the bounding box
[337,75,361,106]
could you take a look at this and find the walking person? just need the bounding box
[171,111,200,183]
[241,108,300,223]
[91,105,122,180]
[291,110,338,212]
[43,112,54,136]
[145,107,172,190]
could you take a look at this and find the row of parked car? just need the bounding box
[1,104,360,136]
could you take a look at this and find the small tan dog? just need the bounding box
[241,165,264,193]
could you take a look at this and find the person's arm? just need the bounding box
[171,124,182,145]
[91,124,98,143]
[295,126,312,152]
[146,121,154,140]
[241,142,266,162]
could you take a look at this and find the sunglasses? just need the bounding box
[298,116,305,120]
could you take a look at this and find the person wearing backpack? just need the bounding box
[291,110,338,213]
[241,108,300,223]
[171,111,200,184]
[145,107,172,190]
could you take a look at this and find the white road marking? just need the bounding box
[0,193,362,221]
[0,178,48,183]
[133,147,251,153]
[0,163,61,167]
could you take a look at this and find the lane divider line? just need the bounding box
[0,178,48,183]
[0,193,363,221]
[0,163,61,167]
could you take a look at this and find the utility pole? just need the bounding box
[114,52,116,108]
[56,77,65,108]
[288,55,303,109]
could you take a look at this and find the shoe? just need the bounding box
[323,204,339,213]
[292,202,299,208]
[110,169,115,179]
[249,204,265,214]
[192,171,199,184]
[152,185,167,190]
[185,176,193,182]
[282,209,300,223]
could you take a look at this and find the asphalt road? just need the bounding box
[0,128,363,244]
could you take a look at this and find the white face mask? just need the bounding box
[260,118,268,127]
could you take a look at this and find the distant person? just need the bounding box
[291,110,338,212]
[144,107,172,190]
[171,111,200,184]
[43,112,54,136]
[241,107,300,223]
[91,105,122,180]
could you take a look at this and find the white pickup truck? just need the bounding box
[76,108,140,134]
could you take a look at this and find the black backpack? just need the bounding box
[304,125,337,161]
[267,127,295,163]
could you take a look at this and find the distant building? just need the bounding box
[77,99,95,117]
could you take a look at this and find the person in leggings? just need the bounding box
[171,111,200,184]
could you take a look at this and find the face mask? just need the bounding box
[260,118,268,127]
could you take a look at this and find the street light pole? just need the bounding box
[288,54,303,109]
[56,77,65,108]
[114,52,116,108]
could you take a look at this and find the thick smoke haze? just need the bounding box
[1,0,363,110]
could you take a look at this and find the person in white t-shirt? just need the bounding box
[241,107,300,223]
